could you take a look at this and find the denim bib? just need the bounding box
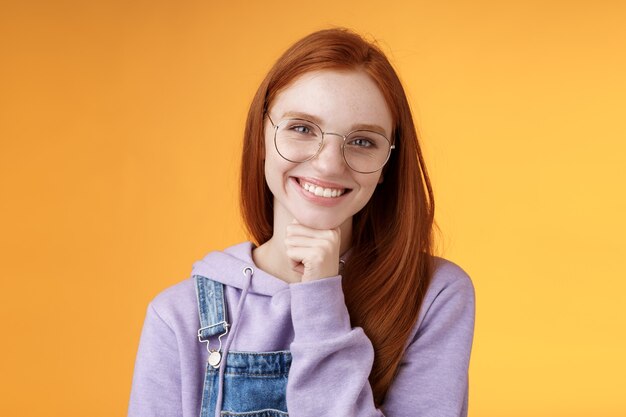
[195,275,291,417]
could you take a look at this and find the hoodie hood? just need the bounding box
[191,242,289,296]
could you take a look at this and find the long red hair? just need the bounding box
[240,28,435,406]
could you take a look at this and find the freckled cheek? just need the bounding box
[264,151,293,197]
[265,151,289,176]
[357,173,382,192]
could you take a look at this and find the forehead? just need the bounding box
[269,70,393,134]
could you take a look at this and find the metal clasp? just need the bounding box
[197,321,229,368]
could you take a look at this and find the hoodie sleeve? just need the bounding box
[128,303,183,417]
[287,265,475,417]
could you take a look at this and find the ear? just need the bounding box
[378,174,384,184]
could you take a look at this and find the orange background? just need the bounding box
[1,1,625,416]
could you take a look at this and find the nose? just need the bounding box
[312,133,347,175]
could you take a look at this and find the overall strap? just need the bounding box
[194,275,229,365]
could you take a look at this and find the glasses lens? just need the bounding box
[275,119,323,162]
[344,131,392,173]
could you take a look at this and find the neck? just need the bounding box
[252,206,353,283]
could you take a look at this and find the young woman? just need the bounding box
[129,28,475,417]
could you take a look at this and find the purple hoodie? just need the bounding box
[128,242,475,417]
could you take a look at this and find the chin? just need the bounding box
[294,212,350,231]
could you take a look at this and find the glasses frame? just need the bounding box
[267,114,395,174]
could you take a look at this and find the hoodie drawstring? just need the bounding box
[214,266,254,417]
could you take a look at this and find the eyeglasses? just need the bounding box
[267,114,395,174]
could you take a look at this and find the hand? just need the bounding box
[284,221,341,282]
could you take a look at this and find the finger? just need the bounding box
[285,245,316,263]
[285,246,336,268]
[290,261,305,275]
[286,246,339,280]
[284,235,335,249]
[286,224,340,240]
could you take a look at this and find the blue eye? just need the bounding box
[349,138,374,148]
[292,125,311,134]
[282,120,319,136]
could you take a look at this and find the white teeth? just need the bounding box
[299,180,345,198]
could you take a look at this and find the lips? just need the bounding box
[296,178,349,198]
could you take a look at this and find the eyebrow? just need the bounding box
[280,111,389,136]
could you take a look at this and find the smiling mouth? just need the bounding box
[296,178,349,198]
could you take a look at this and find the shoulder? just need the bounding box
[145,277,198,332]
[430,256,475,298]
[413,257,476,338]
[144,241,254,327]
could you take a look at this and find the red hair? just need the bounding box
[240,28,435,406]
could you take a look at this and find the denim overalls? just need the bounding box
[195,273,291,417]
